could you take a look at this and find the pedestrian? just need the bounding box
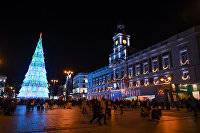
[67,100,72,109]
[176,100,180,111]
[90,100,101,125]
[191,97,198,116]
[82,98,87,114]
[100,97,107,124]
[10,100,16,115]
[119,100,123,114]
[146,99,151,116]
[160,100,165,110]
[45,101,48,110]
[137,100,141,108]
[107,100,112,119]
[166,101,170,110]
[131,100,135,108]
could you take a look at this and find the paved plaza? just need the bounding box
[0,105,200,133]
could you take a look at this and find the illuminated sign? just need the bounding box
[121,88,140,97]
[172,84,176,91]
[193,84,197,90]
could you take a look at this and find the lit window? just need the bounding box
[103,76,105,83]
[116,71,119,79]
[144,79,148,84]
[144,79,149,86]
[99,77,102,84]
[121,70,124,78]
[136,81,140,87]
[163,56,170,69]
[180,49,189,66]
[152,59,158,72]
[129,67,133,77]
[92,79,95,86]
[96,78,98,85]
[129,81,133,87]
[182,71,190,80]
[143,63,148,74]
[135,65,140,75]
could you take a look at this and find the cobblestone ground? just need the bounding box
[0,105,200,133]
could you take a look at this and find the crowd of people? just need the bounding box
[1,96,200,123]
[0,98,17,115]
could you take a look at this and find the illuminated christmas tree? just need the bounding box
[18,33,49,99]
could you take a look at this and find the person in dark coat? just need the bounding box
[89,100,102,125]
[166,101,170,110]
[160,100,165,110]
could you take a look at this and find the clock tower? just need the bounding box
[109,24,130,66]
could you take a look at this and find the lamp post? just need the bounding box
[64,70,73,101]
[50,79,58,99]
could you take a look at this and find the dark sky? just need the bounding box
[1,0,200,89]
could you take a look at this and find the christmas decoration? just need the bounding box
[18,33,49,99]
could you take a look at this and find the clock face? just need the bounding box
[123,39,127,44]
[115,40,118,45]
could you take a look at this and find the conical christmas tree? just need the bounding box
[18,33,49,99]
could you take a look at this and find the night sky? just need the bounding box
[0,0,200,90]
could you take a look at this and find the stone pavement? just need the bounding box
[0,105,200,133]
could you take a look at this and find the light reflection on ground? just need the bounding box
[0,105,200,133]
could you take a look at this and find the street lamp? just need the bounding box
[64,70,73,101]
[50,79,58,99]
[51,80,58,85]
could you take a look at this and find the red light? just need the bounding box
[172,84,175,91]
[193,84,197,90]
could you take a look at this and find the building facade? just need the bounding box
[87,24,200,101]
[87,66,111,100]
[72,73,88,100]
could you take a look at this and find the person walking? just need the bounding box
[107,100,112,119]
[119,100,124,114]
[10,100,16,115]
[45,101,49,110]
[160,100,165,110]
[82,98,87,114]
[166,101,170,110]
[191,97,198,116]
[90,100,101,125]
[100,97,107,124]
